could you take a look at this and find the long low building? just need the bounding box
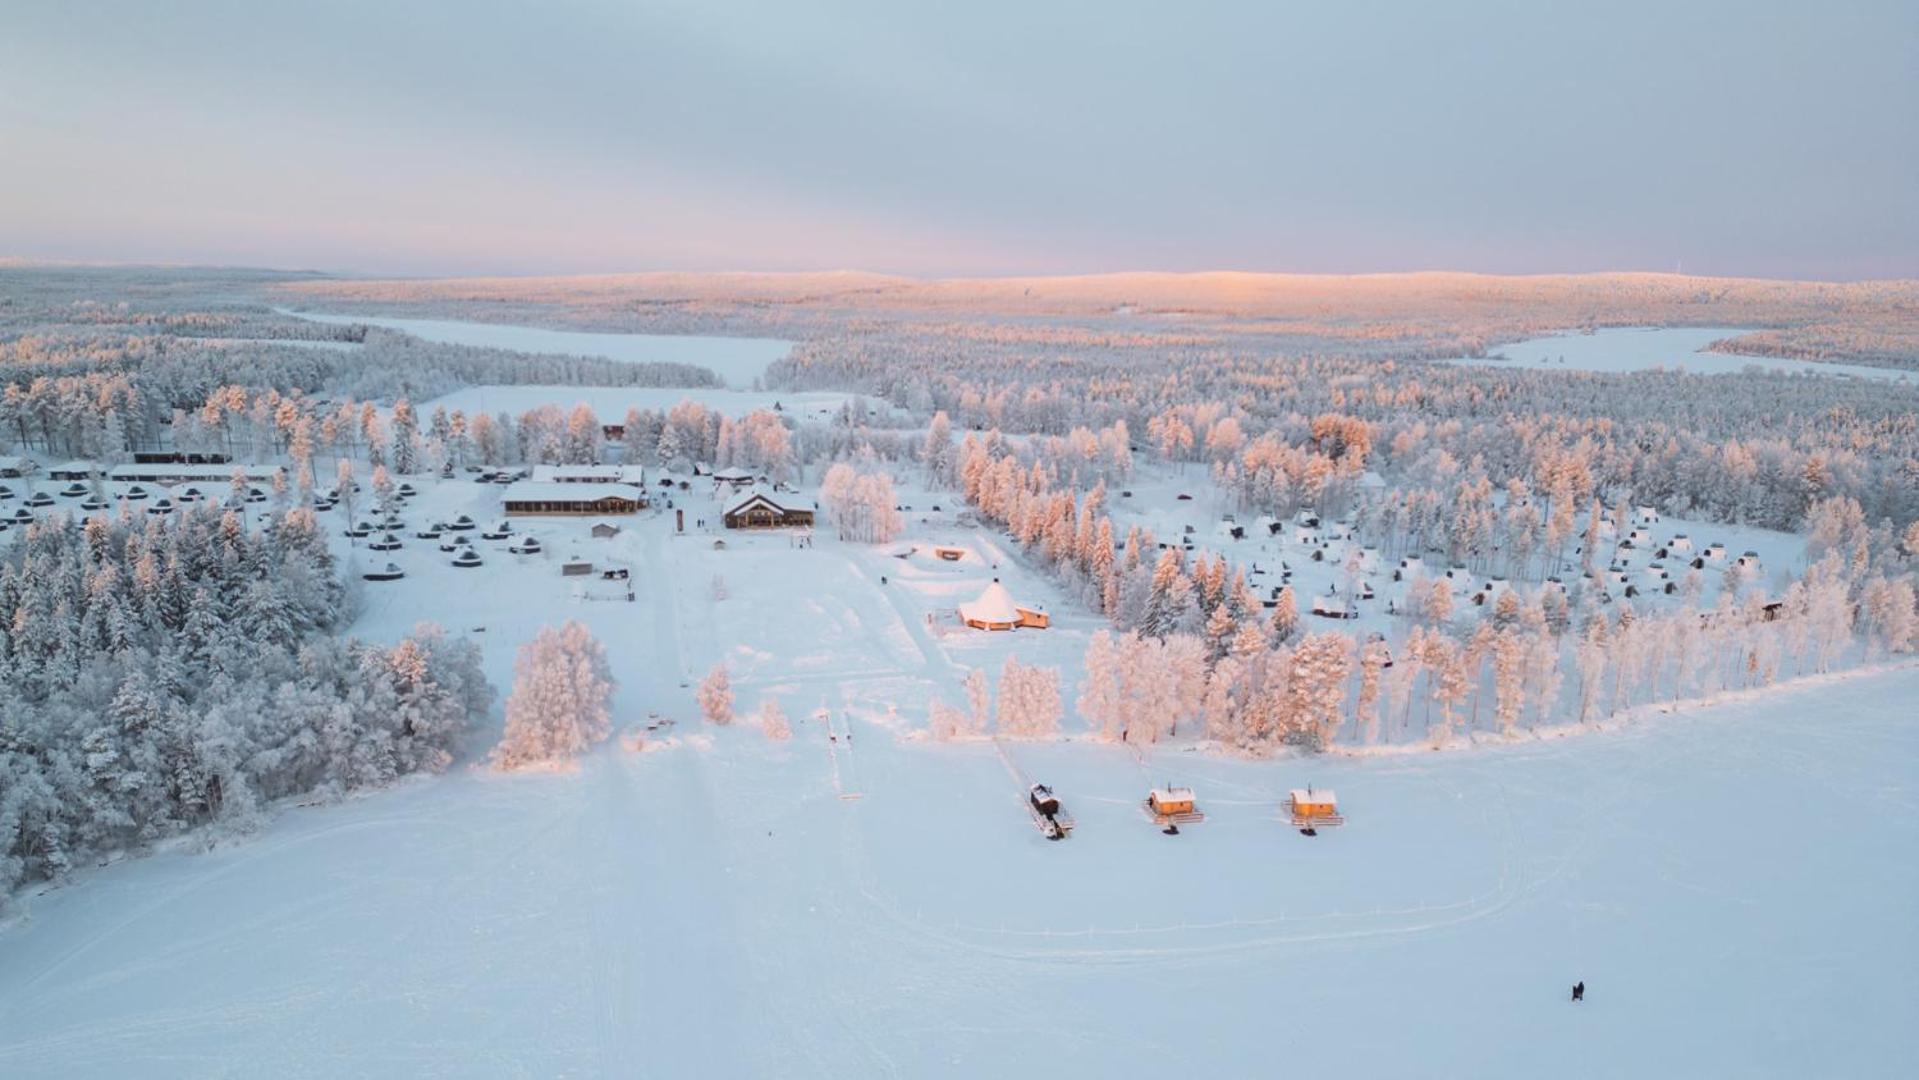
[528,463,646,486]
[501,481,646,516]
[108,462,286,484]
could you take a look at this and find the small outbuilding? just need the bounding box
[1146,786,1204,826]
[1286,787,1343,833]
[1311,595,1357,619]
[712,467,759,490]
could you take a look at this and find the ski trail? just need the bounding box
[867,553,965,682]
[643,524,695,687]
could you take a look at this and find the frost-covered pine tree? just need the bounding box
[921,410,954,486]
[492,622,614,769]
[1575,613,1609,723]
[1268,586,1298,645]
[1077,630,1127,740]
[1492,629,1526,736]
[1287,633,1352,750]
[1356,635,1391,744]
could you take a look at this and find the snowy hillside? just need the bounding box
[0,661,1912,1077]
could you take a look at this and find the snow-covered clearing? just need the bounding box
[0,465,1913,1077]
[281,309,793,388]
[1447,326,1913,382]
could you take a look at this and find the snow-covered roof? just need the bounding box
[1290,788,1336,805]
[500,482,644,503]
[959,580,1021,624]
[1150,786,1194,802]
[712,467,757,482]
[529,463,645,485]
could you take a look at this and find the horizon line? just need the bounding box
[4,257,1915,289]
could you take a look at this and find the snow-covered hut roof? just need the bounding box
[959,579,1021,625]
[1290,788,1337,805]
[1150,786,1194,802]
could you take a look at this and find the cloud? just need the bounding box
[2,0,1913,278]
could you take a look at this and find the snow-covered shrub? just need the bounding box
[698,664,734,725]
[758,697,791,740]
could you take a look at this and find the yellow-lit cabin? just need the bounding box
[1149,787,1196,816]
[1287,787,1342,825]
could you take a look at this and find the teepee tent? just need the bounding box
[959,579,1048,630]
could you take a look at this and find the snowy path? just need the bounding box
[1,666,1914,1076]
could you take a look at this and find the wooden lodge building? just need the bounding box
[501,481,646,516]
[722,489,814,529]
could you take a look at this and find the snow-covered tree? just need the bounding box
[493,622,615,769]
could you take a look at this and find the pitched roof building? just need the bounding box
[722,488,814,529]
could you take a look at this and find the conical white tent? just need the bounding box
[957,579,1048,631]
[959,580,1021,629]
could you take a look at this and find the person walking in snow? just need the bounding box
[1571,981,1585,1003]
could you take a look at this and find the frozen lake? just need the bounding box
[1449,326,1912,382]
[279,309,794,388]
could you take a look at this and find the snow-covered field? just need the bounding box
[418,383,870,424]
[281,310,794,388]
[0,468,1913,1077]
[1448,326,1914,382]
